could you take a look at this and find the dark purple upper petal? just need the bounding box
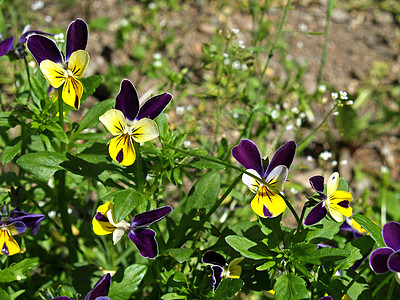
[8,221,27,235]
[52,297,71,300]
[265,140,296,177]
[65,18,88,61]
[85,273,111,300]
[10,210,45,235]
[128,228,158,259]
[369,247,394,274]
[115,79,140,121]
[318,297,333,300]
[0,36,14,57]
[388,251,400,273]
[19,30,53,45]
[383,221,400,251]
[136,92,172,120]
[231,139,264,177]
[131,206,172,227]
[309,175,325,194]
[304,201,327,226]
[210,265,224,291]
[27,34,63,64]
[202,250,226,267]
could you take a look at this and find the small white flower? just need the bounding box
[241,63,248,71]
[298,23,307,32]
[223,53,229,58]
[175,106,185,115]
[232,60,241,69]
[319,151,332,161]
[318,84,327,93]
[295,118,302,127]
[238,40,246,49]
[231,28,240,35]
[340,91,348,100]
[183,140,191,148]
[153,60,162,68]
[299,112,306,118]
[48,211,56,218]
[45,16,52,23]
[38,201,46,207]
[152,52,162,60]
[286,123,294,131]
[331,160,338,167]
[186,104,194,112]
[271,110,279,120]
[223,58,230,65]
[291,106,300,114]
[340,159,348,166]
[148,2,156,9]
[306,155,313,162]
[333,111,339,116]
[296,41,304,49]
[120,18,129,27]
[31,0,44,11]
[290,187,298,195]
[331,92,338,100]
[346,100,353,105]
[67,208,73,214]
[380,166,389,173]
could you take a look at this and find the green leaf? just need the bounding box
[338,177,349,192]
[173,272,188,283]
[167,248,194,263]
[185,171,220,213]
[161,293,187,299]
[353,214,385,248]
[16,152,66,182]
[113,190,146,222]
[344,270,372,300]
[213,278,243,300]
[307,217,342,242]
[81,75,103,101]
[189,158,225,170]
[78,98,114,132]
[0,257,39,283]
[155,113,169,141]
[46,122,69,143]
[296,247,349,265]
[0,289,11,300]
[225,235,270,260]
[274,273,308,300]
[256,261,275,271]
[1,137,22,164]
[109,264,147,300]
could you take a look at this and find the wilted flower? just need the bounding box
[202,250,244,291]
[27,18,89,109]
[231,139,296,218]
[99,79,172,166]
[93,201,172,259]
[370,221,400,274]
[52,273,111,300]
[304,173,353,226]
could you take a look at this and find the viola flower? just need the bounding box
[0,35,14,57]
[0,219,26,256]
[52,273,111,300]
[340,217,367,238]
[27,18,89,109]
[231,139,296,218]
[304,172,353,226]
[370,221,400,274]
[93,201,172,259]
[99,79,172,166]
[202,250,244,291]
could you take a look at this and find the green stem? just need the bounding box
[297,104,337,153]
[167,145,300,224]
[23,55,33,102]
[372,272,394,297]
[134,142,144,193]
[317,0,335,86]
[344,262,369,294]
[296,203,307,233]
[386,275,396,300]
[175,174,242,248]
[58,88,65,152]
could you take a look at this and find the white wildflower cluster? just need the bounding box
[152,52,162,68]
[332,90,353,106]
[319,151,332,161]
[231,28,240,35]
[175,106,185,115]
[31,0,44,11]
[318,84,327,93]
[183,140,191,148]
[120,18,129,27]
[340,91,348,100]
[54,33,65,43]
[238,40,246,49]
[232,60,241,70]
[331,92,338,100]
[232,112,239,119]
[148,2,156,9]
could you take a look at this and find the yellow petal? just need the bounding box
[131,118,159,143]
[99,109,126,136]
[68,50,90,79]
[92,201,116,236]
[228,257,244,278]
[0,230,20,256]
[250,185,286,218]
[62,76,83,109]
[327,172,339,196]
[40,60,66,88]
[109,134,136,166]
[329,190,353,218]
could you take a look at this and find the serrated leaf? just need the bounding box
[78,98,114,132]
[113,190,145,222]
[274,273,308,300]
[225,235,270,260]
[167,248,194,263]
[213,278,243,300]
[109,264,147,300]
[352,214,385,248]
[16,152,66,182]
[185,171,220,213]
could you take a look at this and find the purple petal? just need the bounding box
[65,18,88,61]
[210,265,224,291]
[115,79,140,121]
[231,139,264,177]
[19,30,53,45]
[85,273,111,300]
[128,228,158,259]
[136,92,172,120]
[0,36,14,57]
[369,247,394,274]
[131,206,172,227]
[340,218,353,232]
[383,221,400,251]
[263,205,273,218]
[388,251,400,273]
[10,210,45,235]
[27,34,63,64]
[8,221,27,235]
[304,202,327,226]
[309,175,325,194]
[318,297,333,300]
[265,140,296,176]
[52,297,72,300]
[202,251,226,267]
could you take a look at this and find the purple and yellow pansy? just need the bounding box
[202,250,244,291]
[93,201,172,259]
[304,172,353,226]
[231,139,296,218]
[27,18,89,109]
[99,79,172,166]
